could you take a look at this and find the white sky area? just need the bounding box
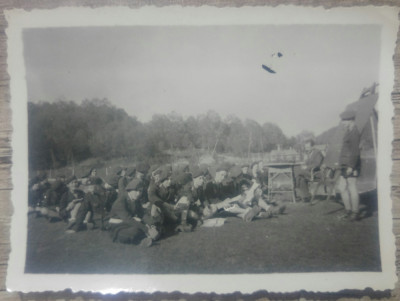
[23,25,380,137]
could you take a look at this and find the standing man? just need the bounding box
[336,110,361,221]
[296,138,324,202]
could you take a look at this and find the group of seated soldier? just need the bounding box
[28,161,286,247]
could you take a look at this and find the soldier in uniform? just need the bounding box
[190,167,208,216]
[223,181,286,222]
[42,174,68,207]
[58,175,80,221]
[240,164,253,182]
[66,170,107,233]
[296,138,324,202]
[147,166,178,226]
[102,174,119,213]
[202,163,236,219]
[135,162,150,203]
[336,110,361,221]
[173,170,205,231]
[229,164,252,195]
[108,178,159,247]
[250,161,267,189]
[28,173,50,210]
[116,167,128,193]
[109,178,144,222]
[81,168,102,186]
[135,163,150,181]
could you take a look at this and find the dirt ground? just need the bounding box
[25,197,381,274]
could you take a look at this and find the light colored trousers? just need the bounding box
[337,176,359,213]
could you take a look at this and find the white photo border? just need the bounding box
[5,5,399,294]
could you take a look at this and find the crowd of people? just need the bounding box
[28,160,286,247]
[27,108,363,247]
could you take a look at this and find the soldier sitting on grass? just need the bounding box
[58,176,83,222]
[202,163,236,217]
[147,166,177,224]
[173,170,204,232]
[28,173,50,213]
[107,178,159,247]
[66,169,106,233]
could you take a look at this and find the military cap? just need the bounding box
[177,162,190,173]
[155,165,171,182]
[229,165,242,179]
[136,162,150,174]
[149,164,159,175]
[340,110,356,120]
[104,174,119,188]
[158,170,171,183]
[152,168,163,177]
[199,163,210,175]
[126,166,136,177]
[216,162,231,172]
[191,167,204,179]
[83,167,97,178]
[65,175,77,185]
[174,172,192,186]
[73,189,85,198]
[126,178,144,191]
[116,167,127,176]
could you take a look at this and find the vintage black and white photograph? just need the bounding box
[6,6,398,293]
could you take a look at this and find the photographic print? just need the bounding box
[5,5,399,294]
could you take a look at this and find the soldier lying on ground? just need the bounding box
[203,181,285,222]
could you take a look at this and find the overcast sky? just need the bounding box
[23,25,380,137]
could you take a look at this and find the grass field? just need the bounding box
[25,196,381,275]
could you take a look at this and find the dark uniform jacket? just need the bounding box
[44,180,68,206]
[58,190,75,220]
[306,149,324,171]
[147,180,176,207]
[118,176,128,193]
[110,191,143,222]
[204,179,236,204]
[339,126,361,171]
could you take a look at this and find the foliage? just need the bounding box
[28,99,295,170]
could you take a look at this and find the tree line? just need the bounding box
[28,99,305,171]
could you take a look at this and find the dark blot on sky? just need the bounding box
[271,52,283,58]
[262,64,276,74]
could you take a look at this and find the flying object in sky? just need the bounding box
[261,64,276,74]
[272,52,283,58]
[262,51,283,74]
